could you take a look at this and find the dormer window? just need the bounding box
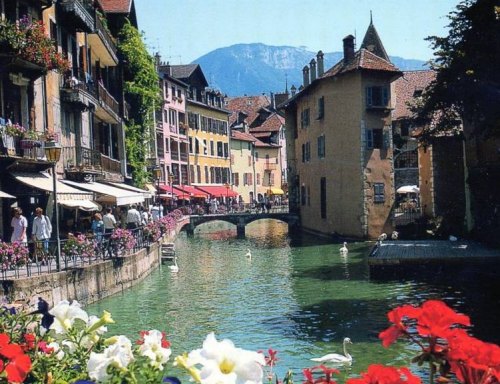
[366,86,389,108]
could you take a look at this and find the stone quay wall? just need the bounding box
[1,218,188,308]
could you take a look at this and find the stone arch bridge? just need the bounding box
[180,212,300,237]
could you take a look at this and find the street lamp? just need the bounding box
[152,166,161,204]
[44,140,62,272]
[224,182,230,202]
[168,172,174,209]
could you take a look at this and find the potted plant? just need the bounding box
[20,129,42,149]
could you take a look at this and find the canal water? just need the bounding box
[87,220,500,382]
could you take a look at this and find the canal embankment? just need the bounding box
[1,217,189,307]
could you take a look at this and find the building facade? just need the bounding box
[280,21,402,239]
[168,64,231,194]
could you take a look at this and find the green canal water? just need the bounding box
[87,220,500,381]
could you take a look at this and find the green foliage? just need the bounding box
[118,21,161,187]
[411,0,500,142]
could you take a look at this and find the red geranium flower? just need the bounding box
[303,365,339,384]
[346,364,422,384]
[379,305,421,347]
[0,333,32,382]
[446,330,500,384]
[416,301,470,339]
[4,353,31,383]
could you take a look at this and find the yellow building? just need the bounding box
[230,130,256,203]
[170,65,231,197]
[280,21,402,239]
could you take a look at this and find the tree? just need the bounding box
[412,0,500,141]
[118,21,161,187]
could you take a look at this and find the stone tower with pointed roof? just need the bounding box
[279,19,402,239]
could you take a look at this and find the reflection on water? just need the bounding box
[87,220,500,380]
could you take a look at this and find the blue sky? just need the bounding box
[134,0,459,64]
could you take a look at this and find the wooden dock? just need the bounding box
[369,240,500,265]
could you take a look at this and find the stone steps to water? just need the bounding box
[369,240,500,265]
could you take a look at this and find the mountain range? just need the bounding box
[191,43,428,97]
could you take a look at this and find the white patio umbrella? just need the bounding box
[396,185,420,194]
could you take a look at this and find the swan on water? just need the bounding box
[169,257,179,273]
[311,337,353,365]
[245,249,252,259]
[378,233,387,242]
[391,231,399,240]
[339,242,348,255]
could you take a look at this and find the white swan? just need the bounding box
[311,337,353,365]
[339,242,348,255]
[378,233,387,242]
[245,248,252,259]
[391,231,399,240]
[169,257,179,273]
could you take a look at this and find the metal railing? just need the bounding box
[62,146,102,171]
[94,15,118,62]
[0,228,162,280]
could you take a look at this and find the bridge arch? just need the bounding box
[181,213,300,238]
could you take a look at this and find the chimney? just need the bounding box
[317,50,324,76]
[310,59,317,82]
[154,52,161,70]
[291,85,296,97]
[343,35,355,64]
[302,65,310,87]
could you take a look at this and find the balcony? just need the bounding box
[96,82,120,123]
[101,154,121,174]
[60,72,98,110]
[58,0,95,33]
[0,135,46,160]
[63,146,102,174]
[87,14,118,66]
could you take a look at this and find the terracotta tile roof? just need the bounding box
[251,132,272,138]
[231,130,256,142]
[226,95,271,126]
[323,48,401,78]
[249,113,284,133]
[98,0,132,13]
[393,70,436,120]
[254,138,276,148]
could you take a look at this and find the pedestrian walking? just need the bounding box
[103,208,117,234]
[150,203,160,221]
[91,212,104,243]
[126,204,141,230]
[31,207,52,252]
[11,208,28,243]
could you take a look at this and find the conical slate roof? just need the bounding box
[360,17,390,62]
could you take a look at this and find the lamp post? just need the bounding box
[44,140,62,272]
[224,182,230,202]
[168,172,174,210]
[152,166,161,204]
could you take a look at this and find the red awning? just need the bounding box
[158,184,178,196]
[195,185,238,198]
[175,185,209,199]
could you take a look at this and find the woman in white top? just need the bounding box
[11,208,28,243]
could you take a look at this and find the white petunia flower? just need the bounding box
[49,300,89,334]
[138,330,172,370]
[188,333,265,384]
[87,335,134,382]
[87,315,109,335]
[47,342,65,360]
